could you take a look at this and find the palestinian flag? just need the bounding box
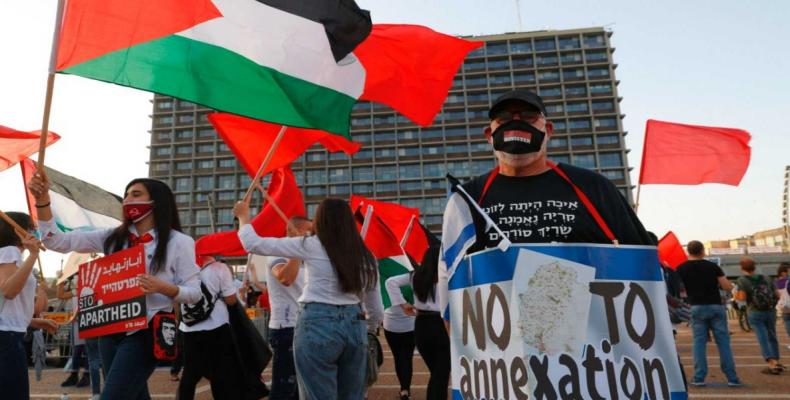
[355,204,413,308]
[21,159,122,231]
[56,0,372,136]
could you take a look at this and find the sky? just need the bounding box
[1,0,788,277]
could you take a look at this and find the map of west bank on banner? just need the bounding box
[448,244,687,400]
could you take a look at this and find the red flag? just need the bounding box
[350,195,429,263]
[353,204,403,260]
[639,119,751,185]
[195,167,305,257]
[0,125,61,172]
[357,24,483,126]
[658,231,687,270]
[209,113,361,178]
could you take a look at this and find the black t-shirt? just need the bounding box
[461,163,651,252]
[676,260,725,305]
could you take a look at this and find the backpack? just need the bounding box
[740,275,777,311]
[180,268,220,326]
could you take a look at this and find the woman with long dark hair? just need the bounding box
[385,246,450,400]
[0,212,58,400]
[234,197,383,400]
[28,174,201,400]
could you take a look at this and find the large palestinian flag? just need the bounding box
[21,159,122,231]
[56,0,371,136]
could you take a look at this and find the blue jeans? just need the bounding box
[98,328,157,400]
[782,314,790,340]
[269,327,298,400]
[748,310,780,361]
[690,305,738,382]
[85,337,102,395]
[0,331,28,400]
[294,303,367,400]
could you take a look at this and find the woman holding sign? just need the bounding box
[28,175,202,400]
[234,197,384,400]
[386,246,450,400]
[0,212,58,400]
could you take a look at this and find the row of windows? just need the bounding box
[548,152,624,169]
[352,110,617,130]
[153,127,217,142]
[152,143,231,157]
[452,66,611,90]
[154,99,198,111]
[153,112,211,127]
[443,84,614,108]
[152,157,239,173]
[469,34,607,57]
[548,134,621,149]
[462,50,608,72]
[302,159,496,185]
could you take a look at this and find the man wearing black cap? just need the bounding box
[460,89,651,250]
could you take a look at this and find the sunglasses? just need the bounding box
[493,109,542,124]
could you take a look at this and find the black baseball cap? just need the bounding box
[488,89,547,119]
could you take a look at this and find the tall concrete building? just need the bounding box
[148,27,633,237]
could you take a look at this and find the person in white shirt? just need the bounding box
[28,175,201,400]
[386,246,449,400]
[234,198,384,400]
[266,216,311,400]
[383,302,416,400]
[177,255,243,399]
[0,212,58,400]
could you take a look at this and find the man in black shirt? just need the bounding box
[458,89,652,252]
[676,240,741,386]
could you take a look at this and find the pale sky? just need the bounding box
[1,1,788,277]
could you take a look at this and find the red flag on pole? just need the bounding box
[209,113,360,178]
[0,125,60,172]
[639,119,751,185]
[350,195,429,263]
[657,231,688,270]
[357,24,483,126]
[195,167,305,257]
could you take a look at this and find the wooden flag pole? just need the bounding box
[0,210,46,253]
[634,184,642,213]
[261,192,290,225]
[36,0,67,170]
[242,125,288,202]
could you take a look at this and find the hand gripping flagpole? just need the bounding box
[242,125,288,202]
[36,0,67,171]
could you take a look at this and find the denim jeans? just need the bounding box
[85,337,102,395]
[0,331,28,400]
[268,327,298,400]
[294,303,367,400]
[748,310,780,361]
[690,305,738,382]
[98,328,157,400]
[782,314,790,340]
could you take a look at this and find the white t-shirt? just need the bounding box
[0,246,36,332]
[385,273,441,312]
[264,256,304,329]
[180,261,237,333]
[383,305,415,333]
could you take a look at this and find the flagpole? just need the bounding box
[634,184,642,213]
[261,192,290,225]
[0,210,46,252]
[399,215,416,249]
[242,126,288,202]
[36,0,67,171]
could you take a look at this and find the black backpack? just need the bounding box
[741,275,778,311]
[180,269,220,326]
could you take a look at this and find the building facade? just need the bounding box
[147,27,633,237]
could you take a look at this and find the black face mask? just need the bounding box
[491,120,546,155]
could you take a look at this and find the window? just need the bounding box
[536,54,558,66]
[569,119,591,130]
[375,131,396,143]
[446,161,470,177]
[425,197,445,214]
[594,117,618,129]
[599,152,623,167]
[178,210,191,224]
[306,169,327,184]
[175,129,193,140]
[445,127,468,139]
[152,162,169,172]
[467,109,488,121]
[489,74,511,86]
[398,147,420,158]
[355,149,373,159]
[487,59,508,70]
[444,110,466,122]
[175,145,192,155]
[571,136,593,147]
[422,145,443,156]
[218,158,235,168]
[563,69,585,80]
[601,170,625,180]
[587,67,610,78]
[566,102,588,113]
[197,144,214,153]
[513,72,535,83]
[175,161,192,171]
[307,204,319,218]
[552,120,567,131]
[353,183,373,194]
[377,182,397,192]
[195,176,213,191]
[589,83,612,94]
[451,77,463,89]
[156,100,173,110]
[586,51,608,62]
[510,41,532,54]
[197,128,215,138]
[352,166,373,181]
[155,116,173,126]
[400,181,421,192]
[597,134,620,145]
[177,100,195,109]
[218,143,230,153]
[470,142,489,153]
[329,185,349,196]
[375,148,396,159]
[174,194,190,206]
[545,104,564,114]
[548,137,568,149]
[156,132,172,141]
[538,70,560,82]
[572,154,596,168]
[534,38,556,51]
[423,179,444,190]
[328,167,348,183]
[549,154,570,164]
[351,117,371,127]
[423,163,445,178]
[583,34,605,48]
[422,128,444,139]
[539,86,561,97]
[565,86,586,96]
[353,102,371,113]
[591,100,614,111]
[560,52,583,64]
[153,146,171,156]
[174,177,191,192]
[559,36,581,49]
[306,152,324,163]
[375,165,397,180]
[353,132,372,143]
[397,130,419,142]
[217,209,234,224]
[464,61,486,72]
[511,56,533,68]
[306,186,326,197]
[464,76,486,87]
[198,113,210,123]
[217,175,235,189]
[446,144,468,155]
[471,159,495,175]
[217,191,235,201]
[177,114,194,124]
[329,152,347,161]
[486,42,508,55]
[373,115,395,126]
